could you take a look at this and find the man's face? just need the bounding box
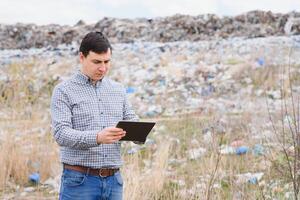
[79,49,111,83]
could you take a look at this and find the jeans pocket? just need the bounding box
[62,169,86,187]
[114,171,123,186]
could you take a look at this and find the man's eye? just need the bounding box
[104,60,110,64]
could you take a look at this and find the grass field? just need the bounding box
[0,57,299,199]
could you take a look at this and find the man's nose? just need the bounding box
[97,64,106,71]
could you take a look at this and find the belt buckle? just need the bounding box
[99,168,107,177]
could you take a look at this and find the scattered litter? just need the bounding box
[126,87,135,94]
[188,147,207,160]
[145,138,155,146]
[28,173,40,184]
[127,147,141,154]
[23,187,35,192]
[253,144,264,156]
[236,146,249,155]
[236,172,264,184]
[220,145,236,154]
[43,175,60,192]
[256,57,265,67]
[230,140,244,147]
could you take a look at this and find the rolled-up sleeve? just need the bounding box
[50,86,99,150]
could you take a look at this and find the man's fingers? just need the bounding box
[109,130,126,136]
[106,127,124,132]
[111,134,125,140]
[106,133,125,140]
[99,127,126,144]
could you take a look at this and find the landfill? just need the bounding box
[1,10,300,199]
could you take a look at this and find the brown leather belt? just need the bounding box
[63,164,119,177]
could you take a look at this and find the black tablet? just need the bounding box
[116,121,156,143]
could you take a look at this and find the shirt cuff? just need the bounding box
[86,130,99,147]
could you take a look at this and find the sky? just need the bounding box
[0,0,300,25]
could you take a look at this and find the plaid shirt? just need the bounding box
[50,70,138,168]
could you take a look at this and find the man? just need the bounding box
[51,31,138,200]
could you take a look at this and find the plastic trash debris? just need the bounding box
[24,187,35,192]
[202,128,210,134]
[127,145,142,154]
[215,125,226,134]
[170,137,181,145]
[287,146,295,155]
[203,131,212,143]
[126,87,135,94]
[188,147,206,159]
[236,172,264,184]
[230,140,244,147]
[168,158,186,165]
[28,160,40,170]
[133,141,144,145]
[191,138,200,146]
[220,145,236,154]
[236,146,249,155]
[201,84,215,96]
[159,79,166,86]
[266,90,281,99]
[248,172,264,184]
[248,177,258,184]
[170,179,185,187]
[43,175,61,192]
[127,148,138,154]
[145,110,157,118]
[284,115,293,124]
[257,57,265,66]
[145,138,155,146]
[253,144,264,156]
[145,105,162,117]
[29,172,40,184]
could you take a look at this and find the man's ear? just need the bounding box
[79,52,84,63]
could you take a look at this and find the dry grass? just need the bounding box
[0,60,299,199]
[123,141,170,200]
[0,61,60,198]
[157,115,266,200]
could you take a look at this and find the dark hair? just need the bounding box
[79,31,112,57]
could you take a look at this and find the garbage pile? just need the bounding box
[1,35,300,119]
[1,10,300,49]
[1,30,300,199]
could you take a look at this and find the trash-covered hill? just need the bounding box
[1,35,300,119]
[1,10,300,49]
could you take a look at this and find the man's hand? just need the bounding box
[97,127,126,144]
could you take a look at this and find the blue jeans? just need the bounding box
[59,168,123,200]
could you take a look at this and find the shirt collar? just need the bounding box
[73,70,104,87]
